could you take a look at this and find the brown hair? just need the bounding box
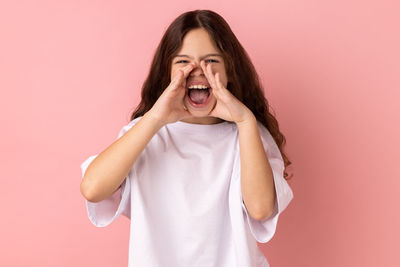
[129,9,293,180]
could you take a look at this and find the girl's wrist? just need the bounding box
[143,111,165,129]
[235,111,256,127]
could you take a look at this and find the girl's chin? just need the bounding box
[189,112,211,117]
[186,107,211,115]
[185,105,214,116]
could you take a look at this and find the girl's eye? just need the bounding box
[205,59,219,63]
[175,59,219,64]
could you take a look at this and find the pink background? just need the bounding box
[1,0,399,266]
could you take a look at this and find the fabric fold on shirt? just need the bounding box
[80,154,131,227]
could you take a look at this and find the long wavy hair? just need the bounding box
[129,9,293,180]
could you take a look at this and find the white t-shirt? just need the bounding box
[81,116,294,267]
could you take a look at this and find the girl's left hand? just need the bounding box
[200,60,254,124]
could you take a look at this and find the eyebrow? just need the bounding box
[173,53,223,60]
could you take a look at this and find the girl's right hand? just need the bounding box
[146,63,195,127]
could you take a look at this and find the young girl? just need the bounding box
[80,9,294,267]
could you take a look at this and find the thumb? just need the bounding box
[169,70,183,92]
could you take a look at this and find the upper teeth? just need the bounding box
[188,85,209,89]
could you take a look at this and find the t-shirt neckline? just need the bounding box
[166,119,235,134]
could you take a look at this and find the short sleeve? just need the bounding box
[240,121,294,243]
[80,117,142,227]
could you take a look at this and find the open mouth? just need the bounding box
[187,87,211,105]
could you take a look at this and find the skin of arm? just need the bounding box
[236,114,277,221]
[80,112,163,203]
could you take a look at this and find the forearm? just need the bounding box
[80,112,163,203]
[237,115,276,221]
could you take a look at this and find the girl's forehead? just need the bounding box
[178,29,219,51]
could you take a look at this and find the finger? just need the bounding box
[204,62,217,90]
[205,63,222,100]
[182,63,195,78]
[178,63,195,81]
[214,72,229,100]
[208,63,217,86]
[173,67,189,88]
[171,64,192,82]
[215,72,226,92]
[200,60,211,84]
[177,64,195,87]
[166,70,183,93]
[172,70,183,86]
[200,61,221,100]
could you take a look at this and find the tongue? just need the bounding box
[189,89,209,104]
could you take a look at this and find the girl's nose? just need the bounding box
[189,61,204,75]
